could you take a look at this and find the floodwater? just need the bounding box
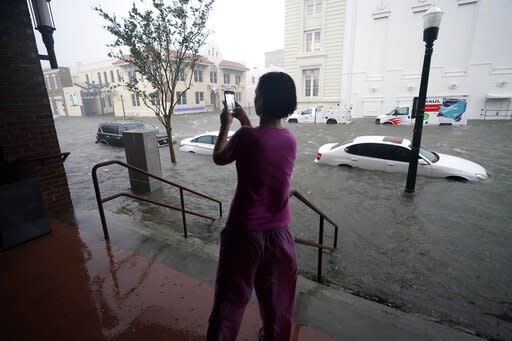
[55,113,512,340]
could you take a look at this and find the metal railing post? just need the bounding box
[317,216,324,283]
[180,188,187,238]
[289,190,340,283]
[92,165,110,240]
[333,222,338,249]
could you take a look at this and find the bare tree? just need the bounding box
[96,0,214,163]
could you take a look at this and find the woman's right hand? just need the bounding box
[233,101,252,127]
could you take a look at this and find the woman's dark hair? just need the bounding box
[256,72,297,119]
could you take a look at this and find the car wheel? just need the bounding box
[338,164,352,167]
[327,119,337,124]
[445,176,468,182]
[189,151,195,153]
[383,122,393,125]
[98,140,109,145]
[288,119,298,123]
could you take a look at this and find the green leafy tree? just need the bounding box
[96,0,214,163]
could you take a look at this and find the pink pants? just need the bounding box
[207,226,298,341]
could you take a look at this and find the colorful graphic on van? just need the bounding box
[438,98,467,122]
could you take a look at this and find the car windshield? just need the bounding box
[419,146,439,163]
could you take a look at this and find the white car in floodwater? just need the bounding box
[179,131,235,155]
[315,136,488,182]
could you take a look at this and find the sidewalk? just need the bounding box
[0,210,483,340]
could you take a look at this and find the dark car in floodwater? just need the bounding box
[96,121,175,147]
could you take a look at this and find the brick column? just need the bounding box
[0,0,73,215]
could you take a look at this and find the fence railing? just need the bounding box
[92,160,222,240]
[481,109,512,120]
[290,190,339,283]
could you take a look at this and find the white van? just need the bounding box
[376,97,468,126]
[287,106,351,124]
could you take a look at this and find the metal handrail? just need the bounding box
[290,190,339,283]
[481,109,512,120]
[16,152,70,165]
[92,160,222,240]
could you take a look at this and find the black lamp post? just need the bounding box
[405,6,443,194]
[30,0,58,69]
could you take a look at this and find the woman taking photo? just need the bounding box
[207,72,298,341]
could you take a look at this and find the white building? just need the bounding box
[341,0,512,119]
[284,0,345,112]
[285,0,512,120]
[265,49,284,68]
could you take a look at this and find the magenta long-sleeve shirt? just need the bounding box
[223,125,297,231]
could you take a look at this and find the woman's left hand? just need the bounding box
[220,100,233,127]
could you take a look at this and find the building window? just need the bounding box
[131,93,140,106]
[304,69,319,97]
[179,70,186,81]
[252,76,255,84]
[194,70,203,82]
[195,91,204,104]
[97,72,102,84]
[107,95,112,107]
[69,93,78,106]
[128,70,137,82]
[210,71,217,83]
[305,0,322,15]
[103,72,108,84]
[305,30,321,52]
[110,70,115,83]
[85,74,90,84]
[53,75,59,89]
[176,91,187,105]
[151,95,160,106]
[224,73,230,84]
[117,70,122,82]
[235,74,241,85]
[45,77,51,89]
[236,92,242,102]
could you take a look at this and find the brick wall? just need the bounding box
[0,0,73,215]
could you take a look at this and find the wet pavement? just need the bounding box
[0,211,484,340]
[0,216,337,341]
[54,114,512,340]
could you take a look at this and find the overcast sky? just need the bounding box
[34,0,284,71]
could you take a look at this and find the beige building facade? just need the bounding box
[64,44,248,117]
[284,0,345,112]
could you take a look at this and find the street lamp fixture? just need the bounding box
[405,6,443,194]
[30,0,58,69]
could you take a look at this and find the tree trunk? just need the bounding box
[166,125,177,163]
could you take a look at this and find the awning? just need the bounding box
[487,93,512,99]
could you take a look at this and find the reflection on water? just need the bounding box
[57,114,512,339]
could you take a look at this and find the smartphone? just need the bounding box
[224,91,236,114]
